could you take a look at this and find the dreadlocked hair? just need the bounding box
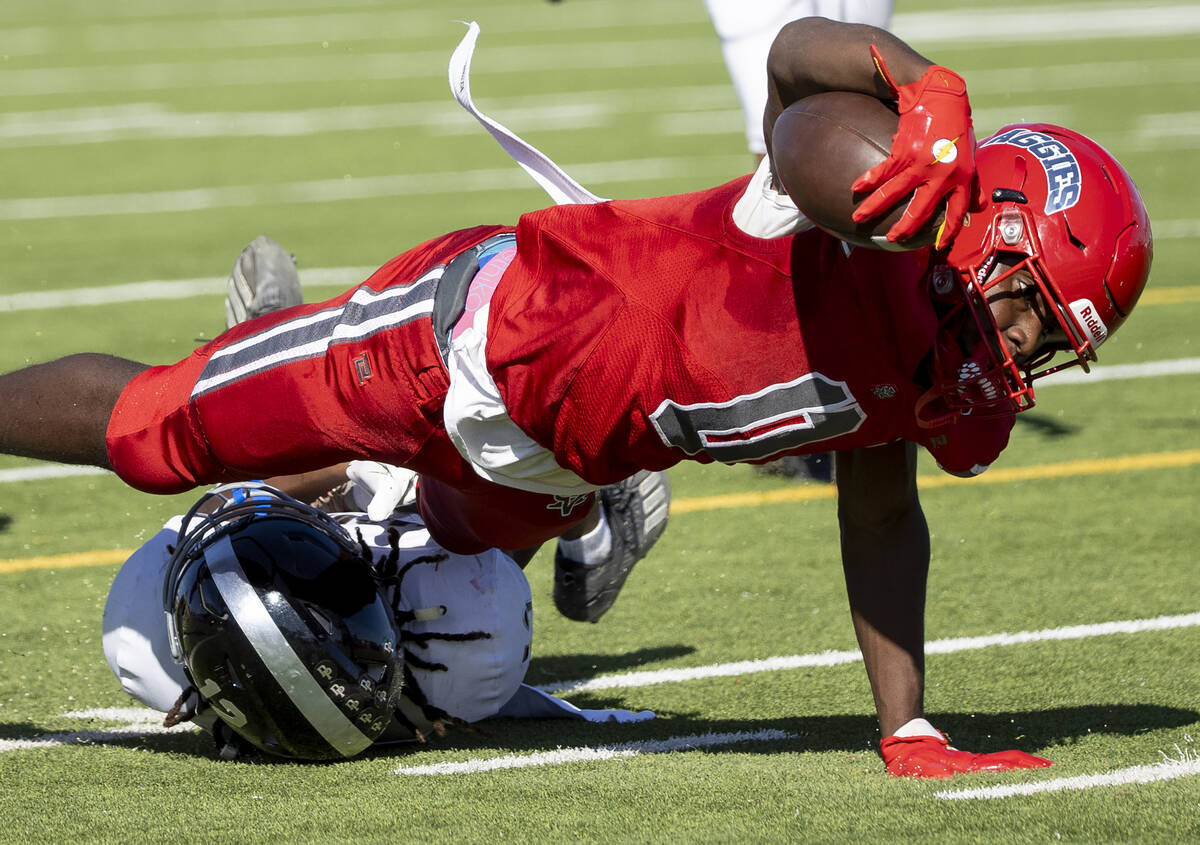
[362,526,452,587]
[163,683,199,728]
[357,525,494,742]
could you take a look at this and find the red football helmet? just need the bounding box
[919,123,1152,426]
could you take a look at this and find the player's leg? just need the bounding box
[224,235,302,329]
[0,235,297,471]
[704,0,801,157]
[554,470,671,623]
[0,353,149,468]
[108,227,514,494]
[415,472,594,555]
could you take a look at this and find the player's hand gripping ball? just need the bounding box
[772,91,949,250]
[851,47,978,247]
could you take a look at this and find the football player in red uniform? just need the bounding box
[0,18,1150,777]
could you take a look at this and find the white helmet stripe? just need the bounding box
[1068,297,1109,348]
[205,535,374,757]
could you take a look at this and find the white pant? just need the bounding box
[704,0,895,154]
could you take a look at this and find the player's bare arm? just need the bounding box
[834,441,927,737]
[263,464,352,506]
[763,17,934,166]
[836,442,1054,777]
[764,17,977,246]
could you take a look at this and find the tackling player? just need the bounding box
[0,18,1150,777]
[104,252,655,761]
[104,469,653,761]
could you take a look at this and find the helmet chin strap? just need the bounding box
[915,315,1024,429]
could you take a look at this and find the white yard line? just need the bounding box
[895,3,1200,45]
[1154,219,1200,239]
[0,2,712,59]
[0,706,197,752]
[1038,357,1200,386]
[537,611,1200,694]
[0,464,109,483]
[5,612,1198,795]
[935,755,1200,800]
[0,720,196,752]
[0,218,1195,310]
[0,85,735,148]
[0,38,725,98]
[0,358,1195,486]
[393,729,796,776]
[0,2,1195,71]
[0,154,747,222]
[0,66,1196,148]
[0,266,378,312]
[61,707,168,722]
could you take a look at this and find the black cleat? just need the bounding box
[553,470,671,623]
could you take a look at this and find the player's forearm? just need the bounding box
[763,18,936,156]
[835,443,931,736]
[841,520,929,736]
[266,463,352,505]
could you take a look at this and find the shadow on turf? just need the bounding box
[0,720,214,757]
[524,645,697,688]
[1015,413,1077,437]
[463,702,1200,759]
[4,703,1194,763]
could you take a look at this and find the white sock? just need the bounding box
[557,510,612,565]
[891,717,944,739]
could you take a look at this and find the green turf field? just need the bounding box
[1,0,1198,841]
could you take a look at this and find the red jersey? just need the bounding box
[487,176,1011,484]
[107,179,1009,513]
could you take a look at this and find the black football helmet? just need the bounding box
[163,483,402,760]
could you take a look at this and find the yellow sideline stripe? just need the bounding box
[672,448,1200,514]
[0,548,130,575]
[1140,286,1200,305]
[2,449,1198,574]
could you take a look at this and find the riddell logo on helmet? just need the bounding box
[982,128,1082,215]
[1069,298,1108,346]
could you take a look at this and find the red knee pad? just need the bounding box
[417,474,593,554]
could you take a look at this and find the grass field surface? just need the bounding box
[1,0,1198,841]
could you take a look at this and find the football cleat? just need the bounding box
[553,470,671,623]
[225,235,302,329]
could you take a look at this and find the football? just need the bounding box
[771,91,945,249]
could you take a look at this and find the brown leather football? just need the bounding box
[771,91,944,249]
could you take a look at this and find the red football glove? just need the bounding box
[880,733,1052,779]
[851,45,977,248]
